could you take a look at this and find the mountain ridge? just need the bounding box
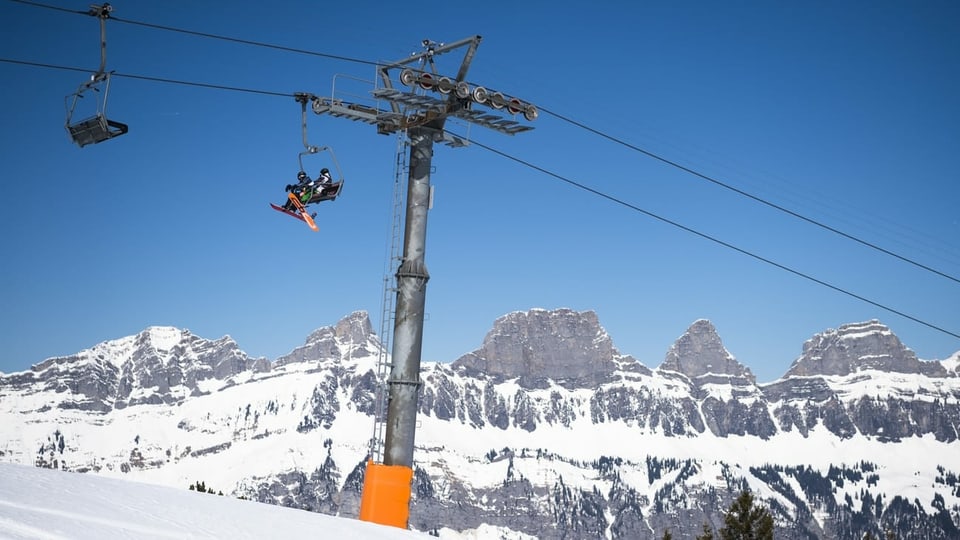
[7,310,957,385]
[2,309,959,539]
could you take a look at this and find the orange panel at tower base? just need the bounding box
[358,460,413,529]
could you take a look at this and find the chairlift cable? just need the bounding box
[3,51,956,289]
[0,58,293,98]
[11,0,954,290]
[1,55,955,342]
[454,131,960,342]
[539,106,960,287]
[7,0,85,15]
[7,0,378,67]
[109,15,379,67]
[117,71,292,98]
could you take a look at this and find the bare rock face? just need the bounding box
[2,313,380,415]
[785,320,947,377]
[276,311,377,366]
[2,327,266,412]
[451,308,624,389]
[765,320,959,442]
[116,327,257,407]
[660,319,756,384]
[658,320,771,438]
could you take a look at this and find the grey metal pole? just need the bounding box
[382,126,434,468]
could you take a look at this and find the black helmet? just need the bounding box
[321,168,330,175]
[297,171,308,181]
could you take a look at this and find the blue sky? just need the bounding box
[1,1,958,382]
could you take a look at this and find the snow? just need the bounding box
[78,335,137,370]
[0,462,427,540]
[834,320,888,335]
[438,524,537,540]
[824,369,957,402]
[142,326,184,352]
[943,351,960,371]
[3,328,960,538]
[838,329,892,341]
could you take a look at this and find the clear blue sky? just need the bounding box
[1,1,958,383]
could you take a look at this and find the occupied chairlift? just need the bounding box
[295,93,344,203]
[64,3,128,147]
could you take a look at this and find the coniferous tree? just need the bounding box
[662,529,673,540]
[188,480,219,494]
[696,523,715,540]
[719,490,774,540]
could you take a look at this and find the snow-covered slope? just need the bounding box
[0,462,426,540]
[1,310,958,539]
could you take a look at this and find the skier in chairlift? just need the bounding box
[282,168,332,212]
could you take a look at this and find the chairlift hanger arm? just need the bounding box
[292,94,345,182]
[89,3,113,78]
[297,144,342,178]
[295,92,319,153]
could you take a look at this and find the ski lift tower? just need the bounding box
[310,35,536,529]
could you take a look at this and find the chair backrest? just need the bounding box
[65,72,128,147]
[312,181,343,202]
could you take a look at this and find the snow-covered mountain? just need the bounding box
[1,309,958,539]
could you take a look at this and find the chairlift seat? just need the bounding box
[306,181,344,204]
[67,114,129,147]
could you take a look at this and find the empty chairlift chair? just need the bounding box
[65,72,128,147]
[64,3,128,147]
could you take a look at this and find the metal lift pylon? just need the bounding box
[303,35,536,530]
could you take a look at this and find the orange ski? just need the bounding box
[287,193,318,232]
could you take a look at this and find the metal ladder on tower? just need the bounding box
[369,131,409,462]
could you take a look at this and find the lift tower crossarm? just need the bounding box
[377,35,481,117]
[377,35,481,83]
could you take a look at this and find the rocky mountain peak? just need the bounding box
[277,311,378,365]
[785,320,946,377]
[946,352,960,375]
[24,326,195,377]
[134,326,189,353]
[450,308,620,388]
[331,311,375,345]
[659,319,755,383]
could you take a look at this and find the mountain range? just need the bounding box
[1,309,959,539]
